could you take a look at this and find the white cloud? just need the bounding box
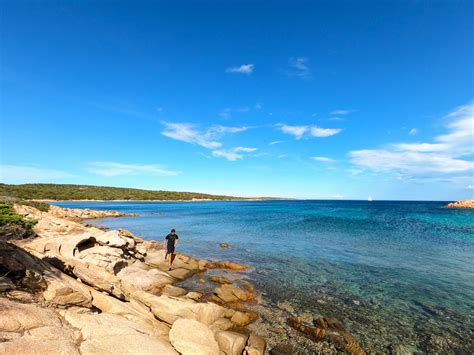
[278,124,308,139]
[161,122,248,149]
[218,106,251,119]
[212,150,243,161]
[349,102,474,181]
[226,64,254,74]
[277,124,342,139]
[409,128,418,135]
[310,126,342,137]
[211,146,257,161]
[349,150,473,174]
[269,140,284,145]
[393,143,448,152]
[468,185,474,189]
[330,109,353,115]
[0,165,76,183]
[311,156,335,162]
[88,162,179,177]
[233,147,257,153]
[287,57,311,79]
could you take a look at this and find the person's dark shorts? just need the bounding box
[167,246,175,254]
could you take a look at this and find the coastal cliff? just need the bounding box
[446,200,474,209]
[0,204,265,354]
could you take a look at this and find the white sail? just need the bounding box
[368,196,373,202]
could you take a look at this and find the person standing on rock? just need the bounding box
[163,228,179,271]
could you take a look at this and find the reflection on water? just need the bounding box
[55,200,474,352]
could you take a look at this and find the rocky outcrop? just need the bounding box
[446,200,474,209]
[1,204,265,354]
[48,205,138,221]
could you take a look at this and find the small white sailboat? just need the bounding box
[368,196,373,202]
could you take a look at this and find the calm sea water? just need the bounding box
[55,200,474,352]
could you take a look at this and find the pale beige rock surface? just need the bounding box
[446,200,474,209]
[169,318,220,355]
[215,330,248,355]
[3,203,265,354]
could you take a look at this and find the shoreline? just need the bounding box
[0,203,367,354]
[1,204,268,354]
[34,198,299,203]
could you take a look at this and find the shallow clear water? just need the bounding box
[55,200,474,352]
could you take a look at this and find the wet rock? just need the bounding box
[230,310,258,326]
[269,326,286,334]
[213,284,255,304]
[169,318,220,355]
[209,276,232,285]
[205,261,248,271]
[219,242,231,249]
[247,333,266,355]
[215,330,248,355]
[287,316,365,355]
[269,343,293,355]
[277,301,295,314]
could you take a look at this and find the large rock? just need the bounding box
[43,278,93,307]
[0,298,80,355]
[213,284,255,304]
[446,200,474,209]
[215,330,248,355]
[131,291,226,326]
[118,265,175,292]
[247,333,266,355]
[169,318,220,355]
[64,309,177,354]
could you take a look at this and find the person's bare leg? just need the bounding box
[168,253,173,270]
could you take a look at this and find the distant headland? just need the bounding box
[0,183,289,202]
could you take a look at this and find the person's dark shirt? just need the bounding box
[165,233,179,248]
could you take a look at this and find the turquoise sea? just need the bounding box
[55,200,474,353]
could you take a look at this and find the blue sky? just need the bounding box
[1,0,473,200]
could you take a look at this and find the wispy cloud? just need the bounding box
[277,124,342,139]
[287,57,311,79]
[278,124,308,139]
[269,140,284,145]
[310,126,342,137]
[330,109,353,115]
[161,122,248,149]
[226,64,254,74]
[0,165,76,183]
[349,102,474,181]
[212,147,257,161]
[218,106,251,119]
[311,156,335,162]
[409,128,418,136]
[88,162,180,177]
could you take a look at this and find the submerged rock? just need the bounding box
[287,316,365,355]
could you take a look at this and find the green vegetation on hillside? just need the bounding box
[0,183,246,201]
[0,202,37,241]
